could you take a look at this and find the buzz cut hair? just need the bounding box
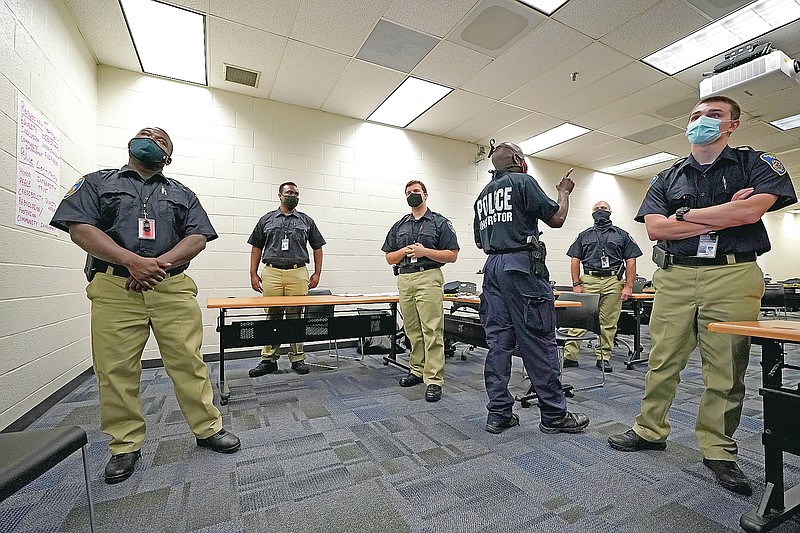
[696,95,741,120]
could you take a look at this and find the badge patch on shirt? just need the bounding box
[64,176,85,198]
[760,152,786,176]
[447,221,455,233]
[647,175,658,190]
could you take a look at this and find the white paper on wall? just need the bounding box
[16,93,60,234]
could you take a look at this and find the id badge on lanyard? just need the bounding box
[600,254,610,268]
[139,218,155,240]
[697,233,718,258]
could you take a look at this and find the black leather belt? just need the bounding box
[397,264,440,275]
[266,263,302,270]
[95,259,188,278]
[671,253,757,267]
[587,270,616,277]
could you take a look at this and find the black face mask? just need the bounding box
[282,195,299,210]
[592,210,612,227]
[406,193,424,208]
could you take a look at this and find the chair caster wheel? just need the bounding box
[521,399,532,408]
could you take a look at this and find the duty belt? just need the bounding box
[266,263,303,270]
[587,269,616,277]
[94,259,188,278]
[671,253,757,267]
[397,264,440,275]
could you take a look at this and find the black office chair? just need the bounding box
[761,284,787,319]
[516,292,603,408]
[0,426,96,532]
[305,288,341,370]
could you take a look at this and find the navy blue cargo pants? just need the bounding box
[479,252,567,424]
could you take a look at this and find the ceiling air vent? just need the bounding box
[224,64,260,88]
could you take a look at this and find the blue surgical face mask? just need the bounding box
[685,115,727,146]
[129,137,169,166]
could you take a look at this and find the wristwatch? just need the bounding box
[572,281,582,287]
[675,207,691,221]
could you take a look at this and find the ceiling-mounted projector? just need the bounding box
[699,49,800,101]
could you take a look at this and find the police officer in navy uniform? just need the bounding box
[608,96,797,496]
[248,182,326,377]
[383,180,459,402]
[473,141,589,434]
[50,127,240,485]
[564,201,642,372]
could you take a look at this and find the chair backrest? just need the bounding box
[761,284,786,317]
[555,292,601,334]
[632,276,647,293]
[306,288,334,318]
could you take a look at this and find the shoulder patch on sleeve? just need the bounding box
[760,152,786,176]
[647,175,658,190]
[447,220,455,233]
[64,176,85,198]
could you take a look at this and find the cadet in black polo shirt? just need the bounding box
[51,127,240,485]
[248,181,326,377]
[383,180,459,403]
[608,96,797,496]
[473,141,589,435]
[564,201,642,372]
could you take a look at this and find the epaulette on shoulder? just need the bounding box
[734,145,756,152]
[670,157,687,168]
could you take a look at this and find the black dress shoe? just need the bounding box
[539,412,590,434]
[399,372,424,387]
[485,413,520,434]
[608,429,666,451]
[291,360,310,375]
[249,360,278,377]
[196,429,241,454]
[703,459,752,495]
[562,359,579,368]
[425,384,442,402]
[596,360,613,372]
[104,450,141,484]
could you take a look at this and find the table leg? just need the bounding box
[383,301,409,371]
[217,309,230,405]
[626,300,648,369]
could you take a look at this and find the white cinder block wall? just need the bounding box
[0,0,97,430]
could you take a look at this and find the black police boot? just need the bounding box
[425,384,442,402]
[196,429,241,454]
[399,372,424,387]
[607,429,667,452]
[291,360,310,375]
[104,450,141,484]
[485,413,520,434]
[703,459,752,496]
[249,360,278,377]
[539,412,590,434]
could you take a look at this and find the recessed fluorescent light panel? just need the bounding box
[643,0,800,75]
[367,77,452,128]
[770,112,800,130]
[602,152,679,174]
[119,0,207,85]
[516,0,570,15]
[519,123,591,154]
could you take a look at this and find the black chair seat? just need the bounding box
[0,426,87,500]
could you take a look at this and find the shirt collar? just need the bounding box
[403,208,432,222]
[119,165,168,183]
[681,145,738,173]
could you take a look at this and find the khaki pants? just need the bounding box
[563,275,624,362]
[632,262,763,461]
[87,272,222,454]
[260,264,308,362]
[397,268,445,386]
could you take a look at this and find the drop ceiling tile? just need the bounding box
[323,60,406,119]
[412,40,492,87]
[290,0,392,55]
[409,89,495,137]
[63,0,140,71]
[625,123,684,144]
[207,17,287,97]
[383,0,480,38]
[209,0,299,37]
[461,19,593,100]
[600,0,710,59]
[504,42,633,110]
[447,0,544,58]
[600,114,666,137]
[356,19,439,73]
[270,40,350,109]
[444,102,530,143]
[531,130,617,161]
[544,61,665,121]
[553,0,660,39]
[477,111,562,146]
[649,133,689,156]
[559,137,643,166]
